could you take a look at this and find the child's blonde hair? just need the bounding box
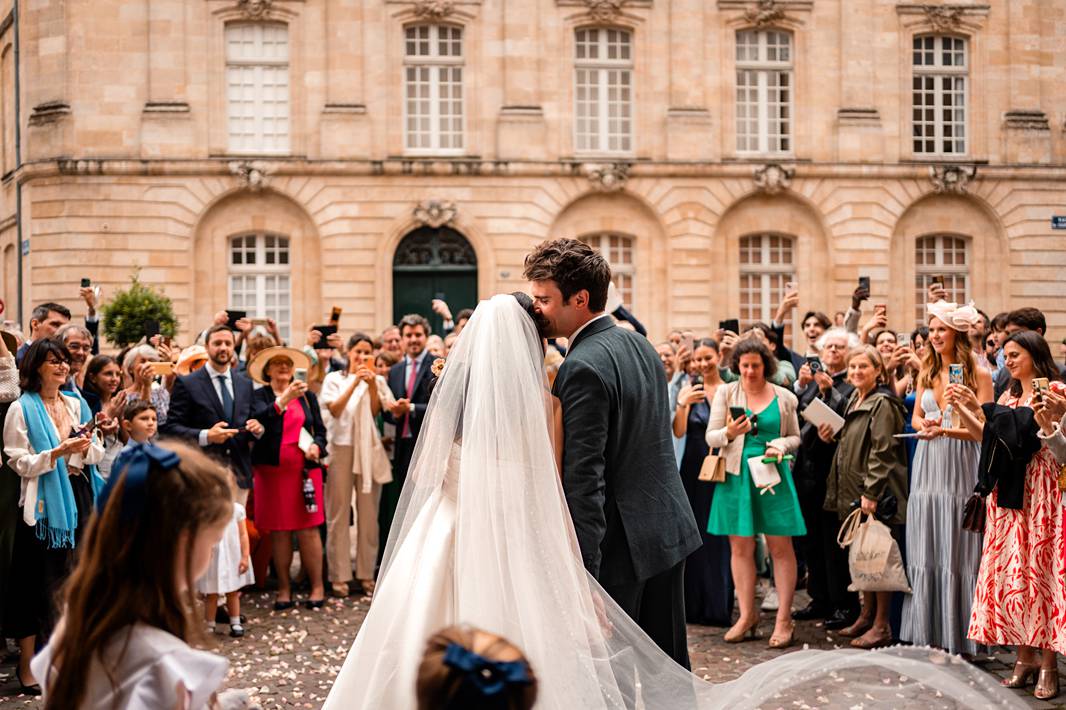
[42,441,233,710]
[416,625,537,710]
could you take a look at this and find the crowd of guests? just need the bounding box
[663,284,1066,701]
[1,279,1065,705]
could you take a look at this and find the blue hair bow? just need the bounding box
[443,642,531,699]
[96,442,181,521]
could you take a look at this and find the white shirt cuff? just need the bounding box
[198,429,209,447]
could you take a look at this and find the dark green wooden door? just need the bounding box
[392,227,478,335]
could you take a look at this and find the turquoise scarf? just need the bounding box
[20,392,105,548]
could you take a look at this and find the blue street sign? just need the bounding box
[21,239,29,255]
[1053,216,1066,230]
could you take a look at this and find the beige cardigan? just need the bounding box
[704,381,801,475]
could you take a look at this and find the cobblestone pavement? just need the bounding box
[2,589,1064,709]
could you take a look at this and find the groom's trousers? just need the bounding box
[602,559,689,670]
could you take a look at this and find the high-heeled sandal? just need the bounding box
[837,616,874,638]
[849,625,893,649]
[768,621,794,649]
[724,616,762,643]
[17,670,42,697]
[1035,669,1059,700]
[1000,661,1039,689]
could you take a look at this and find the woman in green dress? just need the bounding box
[706,338,804,649]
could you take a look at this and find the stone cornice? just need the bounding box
[718,1,814,28]
[895,3,991,33]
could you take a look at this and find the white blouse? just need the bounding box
[3,393,105,527]
[32,622,234,710]
[319,371,394,447]
[0,354,18,403]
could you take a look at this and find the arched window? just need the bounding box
[225,22,290,154]
[229,233,291,340]
[584,233,635,307]
[914,234,969,324]
[912,35,967,156]
[736,30,792,154]
[404,24,464,153]
[739,234,794,329]
[574,28,633,154]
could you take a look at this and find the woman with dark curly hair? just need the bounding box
[705,336,804,649]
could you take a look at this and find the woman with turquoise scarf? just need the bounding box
[705,338,804,651]
[2,339,105,694]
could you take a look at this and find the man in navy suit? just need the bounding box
[378,314,435,554]
[162,324,264,504]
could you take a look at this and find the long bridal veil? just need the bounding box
[346,294,1024,709]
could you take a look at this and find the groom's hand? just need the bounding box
[389,399,411,416]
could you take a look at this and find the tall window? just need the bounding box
[736,30,792,154]
[915,235,969,324]
[739,234,794,328]
[912,35,967,156]
[229,234,292,341]
[585,233,635,306]
[574,28,633,154]
[404,24,464,153]
[226,23,290,154]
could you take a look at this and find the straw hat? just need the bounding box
[0,329,17,355]
[246,346,311,385]
[175,345,209,375]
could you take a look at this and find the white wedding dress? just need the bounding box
[324,294,1023,710]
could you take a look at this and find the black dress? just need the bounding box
[678,398,735,626]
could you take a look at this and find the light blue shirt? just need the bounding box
[198,364,236,447]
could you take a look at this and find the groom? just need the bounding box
[524,239,701,668]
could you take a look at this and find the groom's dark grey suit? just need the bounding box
[553,314,701,668]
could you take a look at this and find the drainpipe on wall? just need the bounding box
[12,0,22,325]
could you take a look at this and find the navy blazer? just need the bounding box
[250,386,328,468]
[161,366,257,488]
[385,353,436,440]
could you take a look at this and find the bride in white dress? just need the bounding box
[324,294,1023,710]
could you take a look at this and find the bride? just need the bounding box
[324,294,1023,709]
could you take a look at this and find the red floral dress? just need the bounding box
[968,382,1066,652]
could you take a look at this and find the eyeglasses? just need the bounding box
[44,358,70,367]
[65,343,91,353]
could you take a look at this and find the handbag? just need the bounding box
[698,449,726,483]
[962,492,986,534]
[836,509,911,593]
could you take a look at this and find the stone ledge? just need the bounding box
[144,101,191,114]
[323,103,367,115]
[28,101,71,126]
[837,107,881,126]
[1003,110,1050,131]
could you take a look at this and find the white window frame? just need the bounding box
[228,233,292,342]
[739,233,795,330]
[735,30,793,156]
[574,28,634,156]
[585,233,636,307]
[225,22,290,155]
[911,35,968,157]
[914,234,970,325]
[403,24,465,155]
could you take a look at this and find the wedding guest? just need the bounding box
[791,328,856,629]
[121,401,158,446]
[381,314,434,553]
[175,344,209,376]
[81,355,126,479]
[3,339,105,693]
[965,331,1065,700]
[31,441,250,710]
[248,346,328,610]
[900,301,991,656]
[821,345,908,648]
[163,325,263,507]
[993,308,1063,399]
[673,338,733,626]
[380,326,404,361]
[0,329,21,661]
[320,334,394,598]
[121,344,170,425]
[416,625,537,710]
[657,342,685,466]
[15,303,70,365]
[55,324,94,396]
[705,338,804,648]
[197,492,254,638]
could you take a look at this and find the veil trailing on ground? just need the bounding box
[360,294,1025,709]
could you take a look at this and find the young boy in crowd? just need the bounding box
[121,400,158,447]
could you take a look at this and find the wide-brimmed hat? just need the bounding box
[0,329,18,355]
[247,346,311,385]
[175,345,209,375]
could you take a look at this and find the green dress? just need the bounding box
[706,396,807,537]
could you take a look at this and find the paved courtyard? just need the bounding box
[1,588,1063,709]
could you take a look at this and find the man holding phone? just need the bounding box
[163,324,264,504]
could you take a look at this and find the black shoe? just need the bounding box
[229,623,245,638]
[823,608,858,630]
[273,599,295,611]
[18,671,42,697]
[304,598,326,610]
[792,601,829,621]
[215,607,247,624]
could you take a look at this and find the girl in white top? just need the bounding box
[31,440,250,710]
[196,500,254,637]
[319,333,395,598]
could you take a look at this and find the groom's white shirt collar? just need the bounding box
[568,313,611,347]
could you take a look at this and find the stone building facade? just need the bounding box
[1,0,1064,345]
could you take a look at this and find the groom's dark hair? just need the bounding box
[523,238,611,312]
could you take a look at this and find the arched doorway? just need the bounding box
[392,226,478,335]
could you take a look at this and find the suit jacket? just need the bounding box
[250,387,328,468]
[553,316,701,587]
[161,366,257,488]
[385,353,436,441]
[15,318,99,366]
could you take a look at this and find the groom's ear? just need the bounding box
[572,289,590,311]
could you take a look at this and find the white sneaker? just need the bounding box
[760,587,780,612]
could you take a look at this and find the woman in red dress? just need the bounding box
[957,331,1066,700]
[249,347,328,610]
